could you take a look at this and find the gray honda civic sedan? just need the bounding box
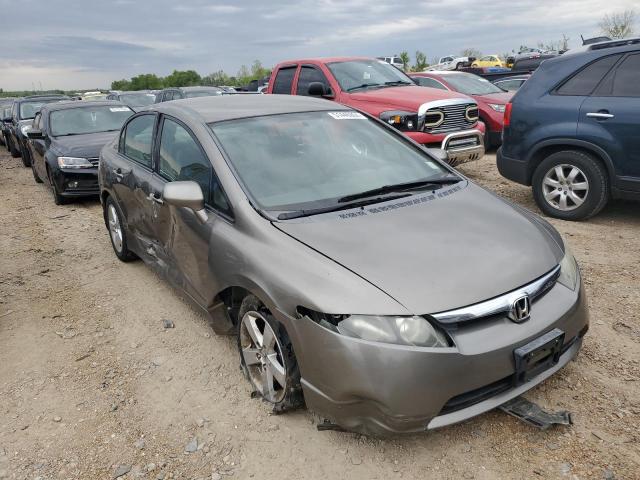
[98,95,588,435]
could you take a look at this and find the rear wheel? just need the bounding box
[105,196,137,262]
[532,150,609,220]
[237,295,303,413]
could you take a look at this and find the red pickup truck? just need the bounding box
[267,57,485,165]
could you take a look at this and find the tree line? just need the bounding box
[111,60,271,91]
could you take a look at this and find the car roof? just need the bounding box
[147,94,349,123]
[567,37,640,55]
[18,95,69,103]
[163,86,222,92]
[413,71,470,76]
[40,100,128,112]
[276,56,375,65]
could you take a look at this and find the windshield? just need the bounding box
[50,105,133,136]
[443,73,504,95]
[184,89,223,98]
[327,59,413,92]
[210,111,449,212]
[19,100,62,120]
[120,93,156,107]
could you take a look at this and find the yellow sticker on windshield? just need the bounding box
[328,112,366,120]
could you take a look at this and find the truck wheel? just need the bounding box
[532,150,609,221]
[237,295,303,413]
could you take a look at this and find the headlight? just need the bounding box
[488,104,506,113]
[57,156,93,169]
[20,125,31,135]
[557,244,579,290]
[379,111,419,131]
[338,315,449,347]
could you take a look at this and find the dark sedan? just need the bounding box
[27,100,134,204]
[154,86,223,103]
[106,91,157,112]
[1,103,14,149]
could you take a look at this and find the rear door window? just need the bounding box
[296,66,330,96]
[555,54,622,96]
[272,66,296,94]
[596,53,640,97]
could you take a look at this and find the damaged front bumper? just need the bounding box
[278,278,588,436]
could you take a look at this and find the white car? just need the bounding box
[426,55,470,71]
[377,56,404,70]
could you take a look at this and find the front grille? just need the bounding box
[423,103,477,134]
[88,157,99,167]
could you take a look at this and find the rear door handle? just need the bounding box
[586,112,614,119]
[148,192,164,205]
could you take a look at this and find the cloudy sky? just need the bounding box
[0,0,636,90]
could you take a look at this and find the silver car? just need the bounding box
[98,95,588,435]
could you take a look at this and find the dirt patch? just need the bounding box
[0,151,638,479]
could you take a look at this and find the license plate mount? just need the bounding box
[514,328,565,386]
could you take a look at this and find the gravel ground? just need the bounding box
[0,149,638,480]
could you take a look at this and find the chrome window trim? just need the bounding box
[431,265,561,324]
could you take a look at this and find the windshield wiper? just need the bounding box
[338,176,461,203]
[346,83,383,92]
[384,80,413,86]
[277,194,411,220]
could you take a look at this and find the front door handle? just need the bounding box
[586,112,614,119]
[148,192,164,205]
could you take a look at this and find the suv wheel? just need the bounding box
[237,295,303,413]
[532,150,609,220]
[105,196,137,262]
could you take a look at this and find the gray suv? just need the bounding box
[99,95,588,435]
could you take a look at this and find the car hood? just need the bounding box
[347,85,472,111]
[273,182,563,314]
[50,130,119,158]
[474,91,513,104]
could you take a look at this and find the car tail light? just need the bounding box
[503,102,513,127]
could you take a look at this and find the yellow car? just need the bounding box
[471,55,506,68]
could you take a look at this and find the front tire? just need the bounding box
[105,196,137,262]
[46,166,66,205]
[20,143,31,167]
[9,137,20,158]
[237,295,303,413]
[532,150,609,221]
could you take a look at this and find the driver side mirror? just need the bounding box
[163,180,208,223]
[308,82,334,98]
[27,129,44,139]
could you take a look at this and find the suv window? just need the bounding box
[272,66,296,94]
[414,77,447,90]
[556,54,621,96]
[159,118,212,200]
[597,53,640,97]
[123,114,155,167]
[296,66,330,96]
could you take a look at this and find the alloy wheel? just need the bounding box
[108,204,123,253]
[239,311,287,403]
[541,164,589,211]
